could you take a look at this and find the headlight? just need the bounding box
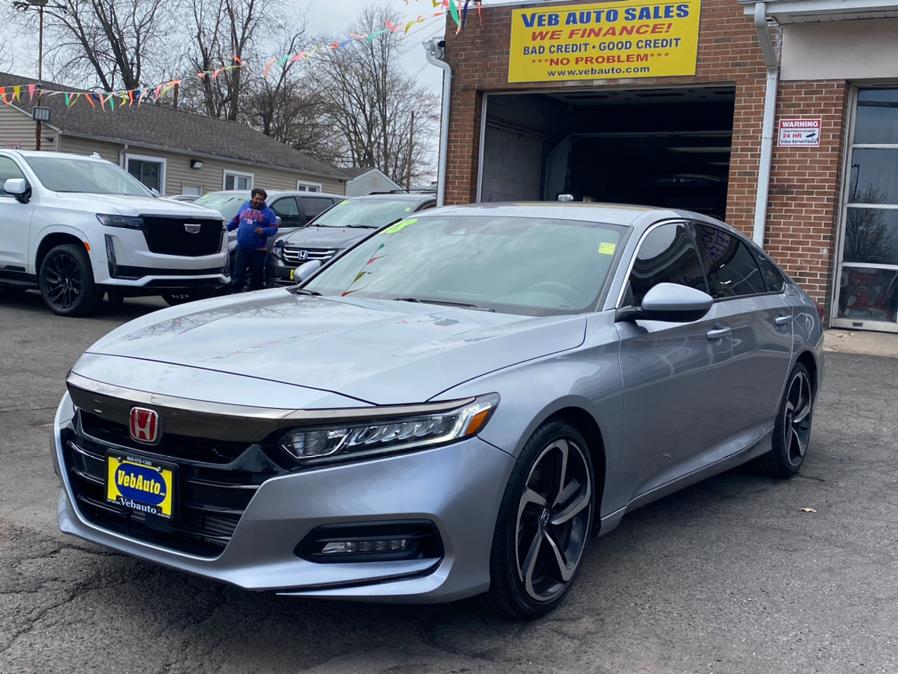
[279,394,498,465]
[272,240,285,259]
[96,214,144,229]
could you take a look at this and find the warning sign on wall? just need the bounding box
[778,118,821,147]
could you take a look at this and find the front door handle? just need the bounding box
[706,327,731,341]
[775,314,792,326]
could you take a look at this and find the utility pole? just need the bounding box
[14,0,51,150]
[405,110,415,191]
[35,0,44,150]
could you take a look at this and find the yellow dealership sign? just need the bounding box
[508,1,702,83]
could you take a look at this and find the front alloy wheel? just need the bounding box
[489,420,594,618]
[38,243,100,316]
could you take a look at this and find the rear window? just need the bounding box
[696,224,767,298]
[752,249,787,293]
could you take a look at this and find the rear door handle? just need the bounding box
[706,327,731,340]
[775,315,792,326]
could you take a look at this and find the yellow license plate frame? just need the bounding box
[106,452,176,519]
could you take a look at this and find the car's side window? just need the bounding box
[627,222,708,306]
[0,157,25,196]
[752,249,787,293]
[271,197,301,227]
[695,224,767,299]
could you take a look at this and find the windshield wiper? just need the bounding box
[292,288,321,296]
[393,297,494,312]
[345,224,377,229]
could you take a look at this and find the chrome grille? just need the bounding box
[61,410,286,557]
[282,246,337,265]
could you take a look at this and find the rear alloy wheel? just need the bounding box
[488,420,593,619]
[38,243,101,316]
[759,362,814,478]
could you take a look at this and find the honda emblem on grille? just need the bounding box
[184,223,202,234]
[129,407,160,445]
[297,249,309,261]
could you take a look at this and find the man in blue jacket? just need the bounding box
[227,188,279,292]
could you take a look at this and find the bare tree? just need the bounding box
[315,5,439,184]
[183,0,272,120]
[239,28,336,160]
[38,0,173,90]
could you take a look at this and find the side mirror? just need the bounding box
[615,283,713,323]
[150,188,161,197]
[4,178,30,203]
[294,260,322,284]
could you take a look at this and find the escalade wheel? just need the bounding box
[38,244,101,316]
[488,420,594,619]
[759,362,814,478]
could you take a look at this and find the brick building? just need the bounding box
[436,0,898,334]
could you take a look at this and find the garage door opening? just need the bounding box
[479,87,736,219]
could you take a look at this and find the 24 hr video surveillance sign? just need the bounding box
[508,1,702,83]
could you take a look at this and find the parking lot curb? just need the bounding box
[824,329,898,358]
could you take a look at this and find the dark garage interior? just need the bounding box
[479,87,736,219]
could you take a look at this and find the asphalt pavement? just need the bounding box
[1,290,897,673]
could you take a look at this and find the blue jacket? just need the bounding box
[227,201,279,250]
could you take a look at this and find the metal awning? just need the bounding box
[741,0,898,23]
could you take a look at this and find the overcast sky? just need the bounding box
[297,0,448,94]
[0,0,529,92]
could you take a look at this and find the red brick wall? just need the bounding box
[766,81,848,312]
[441,0,849,309]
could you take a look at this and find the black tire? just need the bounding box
[105,291,125,308]
[38,243,101,316]
[758,362,815,478]
[487,419,594,619]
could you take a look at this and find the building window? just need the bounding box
[224,171,254,191]
[182,185,203,196]
[834,88,898,332]
[296,181,322,192]
[126,154,166,194]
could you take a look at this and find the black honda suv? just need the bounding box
[269,193,435,286]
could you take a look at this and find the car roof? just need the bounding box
[2,150,108,162]
[201,190,346,200]
[348,193,436,204]
[424,202,735,233]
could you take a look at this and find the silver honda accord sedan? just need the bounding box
[51,203,823,618]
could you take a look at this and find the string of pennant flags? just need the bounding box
[0,0,483,112]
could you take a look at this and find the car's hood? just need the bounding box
[281,225,373,249]
[51,192,223,219]
[84,290,587,405]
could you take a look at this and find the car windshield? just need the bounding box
[194,194,247,221]
[304,215,626,315]
[309,197,424,228]
[25,157,154,196]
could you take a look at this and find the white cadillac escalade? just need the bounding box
[0,150,229,316]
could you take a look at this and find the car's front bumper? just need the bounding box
[96,228,229,290]
[52,393,513,602]
[267,255,299,286]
